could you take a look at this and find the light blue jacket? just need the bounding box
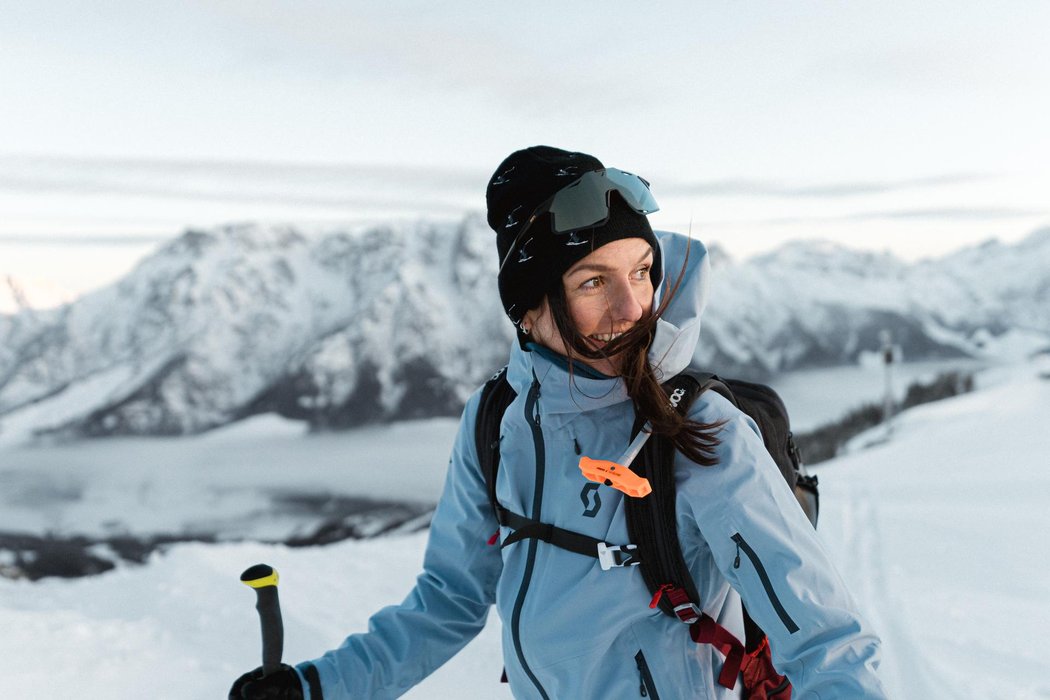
[298,232,885,699]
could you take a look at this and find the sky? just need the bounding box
[2,1,1049,309]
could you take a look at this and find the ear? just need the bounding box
[520,310,535,334]
[523,296,552,327]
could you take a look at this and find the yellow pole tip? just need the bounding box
[240,564,279,588]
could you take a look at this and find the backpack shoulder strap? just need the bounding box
[626,368,749,689]
[670,368,737,408]
[639,368,819,679]
[626,367,715,622]
[474,366,517,520]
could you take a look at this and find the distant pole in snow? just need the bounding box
[880,330,896,433]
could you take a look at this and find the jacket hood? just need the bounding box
[506,230,710,419]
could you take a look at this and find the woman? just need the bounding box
[230,146,886,699]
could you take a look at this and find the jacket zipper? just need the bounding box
[510,376,550,699]
[634,650,660,699]
[731,533,799,634]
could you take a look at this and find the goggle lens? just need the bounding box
[546,168,659,233]
[497,168,659,278]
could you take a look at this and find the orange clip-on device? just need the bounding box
[579,457,651,498]
[578,424,654,498]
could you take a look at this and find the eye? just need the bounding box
[580,276,603,290]
[632,265,651,281]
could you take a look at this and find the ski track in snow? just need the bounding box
[815,362,1050,700]
[827,477,952,697]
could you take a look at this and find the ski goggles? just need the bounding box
[499,168,660,274]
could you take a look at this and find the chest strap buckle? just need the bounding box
[597,542,640,570]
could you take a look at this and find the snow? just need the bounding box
[0,538,508,699]
[0,359,167,447]
[2,360,1050,698]
[815,362,1050,698]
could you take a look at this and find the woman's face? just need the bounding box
[524,237,655,376]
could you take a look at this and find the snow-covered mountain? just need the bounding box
[1,221,1048,440]
[702,228,1050,376]
[0,217,508,440]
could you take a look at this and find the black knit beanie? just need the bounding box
[486,145,661,325]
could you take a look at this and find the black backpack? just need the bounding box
[474,365,819,697]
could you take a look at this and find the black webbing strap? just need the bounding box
[627,369,718,620]
[476,367,517,522]
[301,662,324,699]
[496,506,640,567]
[497,506,603,556]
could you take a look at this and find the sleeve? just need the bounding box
[680,393,887,698]
[295,390,503,700]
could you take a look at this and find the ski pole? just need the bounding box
[240,563,284,675]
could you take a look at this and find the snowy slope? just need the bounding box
[1,360,1048,698]
[1,223,1048,441]
[813,361,1050,698]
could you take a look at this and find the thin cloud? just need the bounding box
[0,177,475,214]
[843,207,1047,222]
[685,206,1047,229]
[1,154,484,190]
[0,234,169,246]
[0,155,483,213]
[659,173,990,199]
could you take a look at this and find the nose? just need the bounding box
[607,278,647,324]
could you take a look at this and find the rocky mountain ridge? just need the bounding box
[1,220,1047,441]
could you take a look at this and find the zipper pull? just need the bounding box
[636,652,654,697]
[733,541,741,569]
[649,583,673,609]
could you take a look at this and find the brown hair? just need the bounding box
[545,241,723,466]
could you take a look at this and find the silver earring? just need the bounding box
[519,321,531,335]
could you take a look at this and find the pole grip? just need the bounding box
[241,564,284,675]
[254,586,284,674]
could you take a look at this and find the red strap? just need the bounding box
[690,614,746,689]
[664,586,692,607]
[487,531,500,546]
[652,585,746,689]
[740,635,792,699]
[648,584,675,609]
[748,635,770,658]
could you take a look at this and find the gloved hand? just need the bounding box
[228,664,304,699]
